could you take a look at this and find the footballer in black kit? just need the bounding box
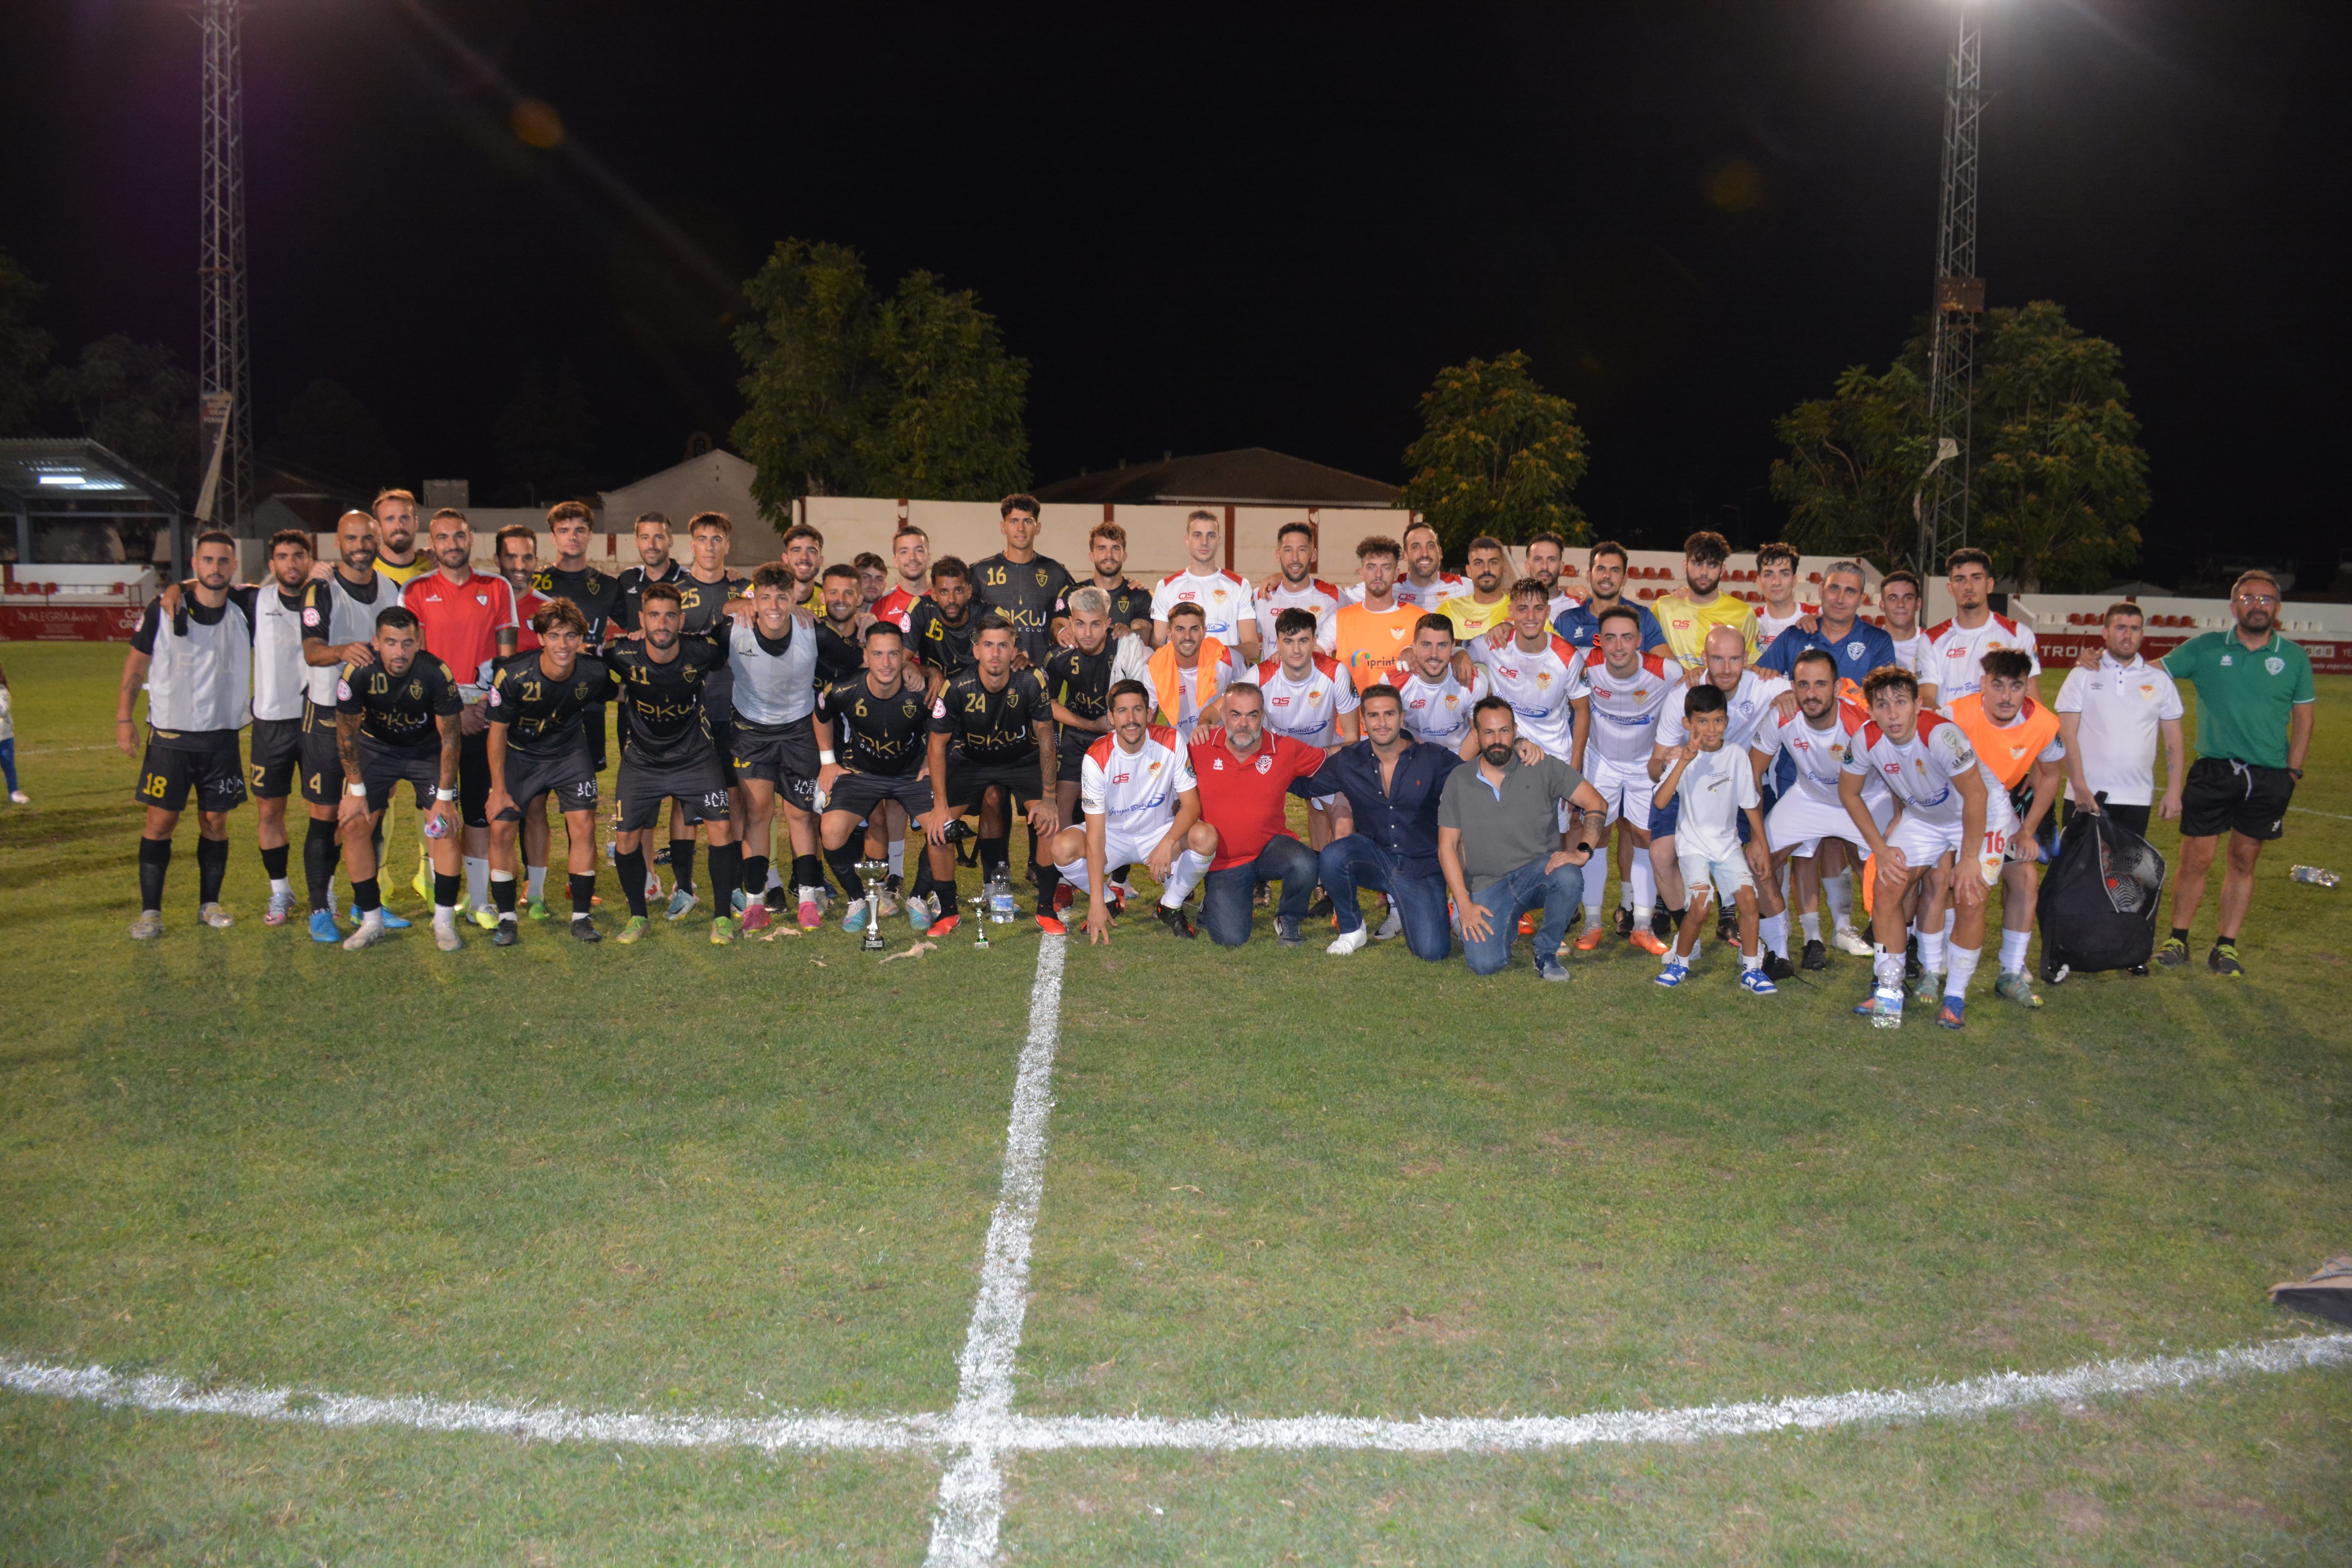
[1039,637,1117,783]
[533,562,624,771]
[606,635,731,830]
[907,557,980,681]
[611,559,683,635]
[673,569,748,772]
[337,640,464,814]
[971,550,1074,667]
[921,615,1065,925]
[484,597,612,940]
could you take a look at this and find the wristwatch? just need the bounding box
[2289,767,2304,780]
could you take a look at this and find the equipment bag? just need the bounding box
[2038,808,2167,981]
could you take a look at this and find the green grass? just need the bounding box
[3,640,2348,1563]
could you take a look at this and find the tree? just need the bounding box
[269,377,401,487]
[1971,301,2149,592]
[0,248,53,437]
[1767,302,2148,589]
[1397,351,1588,555]
[854,271,1031,501]
[1766,362,1931,569]
[731,239,1031,521]
[47,335,198,494]
[493,361,597,504]
[731,239,886,516]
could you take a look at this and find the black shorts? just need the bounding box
[617,750,731,832]
[708,717,736,785]
[825,769,935,822]
[246,716,303,799]
[732,721,821,788]
[2180,756,2295,842]
[1056,731,1101,786]
[457,725,492,830]
[943,753,1044,816]
[499,746,599,820]
[356,736,441,817]
[299,699,344,805]
[136,733,246,814]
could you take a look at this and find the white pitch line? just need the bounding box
[7,1335,2346,1460]
[2288,805,2352,821]
[0,1357,938,1450]
[923,931,1070,1568]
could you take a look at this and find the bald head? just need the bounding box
[333,509,378,573]
[1702,623,1748,690]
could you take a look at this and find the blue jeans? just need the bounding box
[1318,834,1453,961]
[1459,856,1587,976]
[1200,834,1321,947]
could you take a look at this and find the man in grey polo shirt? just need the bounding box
[1438,696,1609,979]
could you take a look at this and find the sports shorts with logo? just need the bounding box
[246,716,303,799]
[135,729,247,813]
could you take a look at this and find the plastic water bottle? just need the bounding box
[2290,865,2340,888]
[987,874,1017,923]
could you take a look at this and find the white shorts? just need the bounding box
[1883,812,2006,890]
[1057,822,1173,888]
[1678,852,1753,903]
[1766,787,1890,858]
[1584,755,1656,831]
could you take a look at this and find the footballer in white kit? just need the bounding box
[1922,611,2038,708]
[1753,695,1891,857]
[1257,577,1342,655]
[1573,645,1682,826]
[1843,708,2017,890]
[1756,600,1817,648]
[1389,611,1486,754]
[1255,631,1359,818]
[1654,665,1788,758]
[1152,566,1260,652]
[1342,573,1466,613]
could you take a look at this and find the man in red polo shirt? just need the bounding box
[403,508,519,923]
[1189,680,1330,948]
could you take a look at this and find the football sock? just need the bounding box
[825,843,867,902]
[1743,948,1763,971]
[740,855,769,904]
[432,871,461,920]
[260,843,290,893]
[303,817,338,912]
[888,836,906,879]
[791,854,824,895]
[1945,943,1982,1000]
[568,872,596,920]
[491,869,517,919]
[977,836,1009,883]
[2170,925,2190,946]
[1799,910,1821,941]
[1920,929,1948,975]
[463,855,489,912]
[351,875,381,921]
[707,843,741,918]
[1824,869,1852,928]
[1583,842,1607,923]
[1629,856,1657,920]
[138,836,171,911]
[1160,848,1211,908]
[669,838,697,895]
[196,835,229,904]
[1759,911,1789,959]
[2000,927,2032,973]
[1035,861,1063,916]
[616,849,650,918]
[526,864,546,902]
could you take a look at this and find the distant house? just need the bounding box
[1033,448,1398,509]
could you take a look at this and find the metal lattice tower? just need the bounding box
[1915,7,1984,575]
[196,0,251,528]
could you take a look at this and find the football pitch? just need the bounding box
[3,638,2349,1565]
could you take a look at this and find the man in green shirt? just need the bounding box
[2154,570,2317,976]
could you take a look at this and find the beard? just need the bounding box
[1481,743,1514,766]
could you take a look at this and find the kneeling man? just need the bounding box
[1048,679,1218,943]
[1437,697,1606,980]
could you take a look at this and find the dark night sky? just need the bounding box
[4,0,2346,582]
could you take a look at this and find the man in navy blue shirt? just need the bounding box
[1312,685,1463,961]
[1753,560,1897,688]
[1553,541,1669,655]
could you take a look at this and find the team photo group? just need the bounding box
[119,486,2314,1029]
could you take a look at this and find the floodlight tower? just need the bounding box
[1915,4,1984,575]
[195,0,251,528]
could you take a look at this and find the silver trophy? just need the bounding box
[857,859,889,950]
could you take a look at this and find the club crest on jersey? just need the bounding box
[1146,759,1162,773]
[2266,656,2286,675]
[409,681,424,700]
[1255,754,1274,773]
[1034,568,1048,587]
[1846,641,1864,658]
[302,606,320,626]
[475,593,489,606]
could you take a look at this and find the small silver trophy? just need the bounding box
[857,859,889,950]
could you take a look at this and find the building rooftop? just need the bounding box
[1033,447,1399,508]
